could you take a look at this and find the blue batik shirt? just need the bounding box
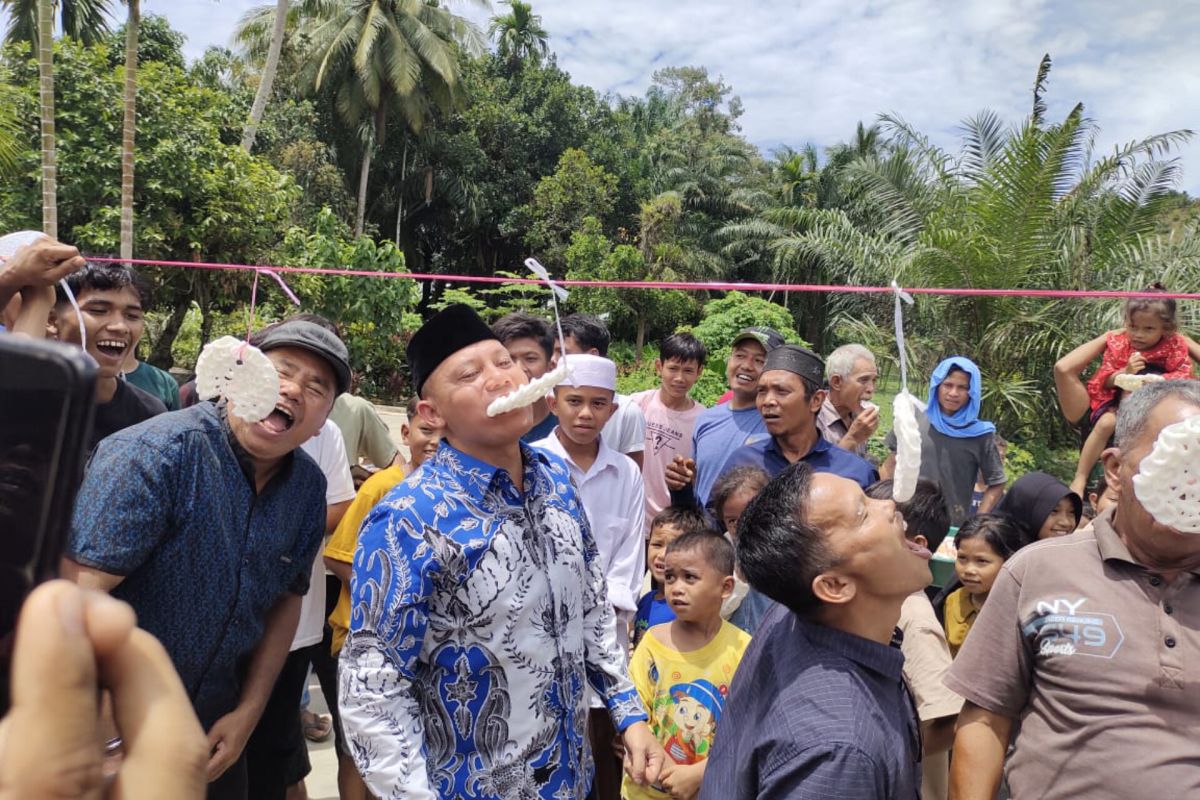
[340,441,647,800]
[68,401,327,728]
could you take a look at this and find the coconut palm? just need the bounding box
[294,0,486,236]
[118,0,138,260]
[239,0,290,152]
[2,0,112,46]
[488,0,548,68]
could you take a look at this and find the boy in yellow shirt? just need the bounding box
[623,531,751,800]
[323,396,440,799]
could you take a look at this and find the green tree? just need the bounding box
[521,147,617,268]
[488,0,549,69]
[239,0,288,152]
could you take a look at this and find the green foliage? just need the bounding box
[521,147,618,268]
[278,208,420,399]
[430,270,549,321]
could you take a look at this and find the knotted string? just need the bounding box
[525,257,569,358]
[892,280,914,392]
[241,268,301,358]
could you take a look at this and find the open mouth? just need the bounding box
[904,539,932,560]
[734,372,756,385]
[94,339,128,359]
[259,404,296,434]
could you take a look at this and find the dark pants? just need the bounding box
[244,645,315,800]
[586,708,623,800]
[312,574,347,757]
[206,755,247,800]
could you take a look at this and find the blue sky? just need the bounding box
[19,0,1200,192]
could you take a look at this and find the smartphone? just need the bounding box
[0,335,96,712]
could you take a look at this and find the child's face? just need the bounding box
[671,695,716,744]
[955,536,1004,597]
[1038,496,1076,540]
[656,357,701,402]
[647,523,683,584]
[54,286,145,380]
[547,385,615,447]
[403,418,441,468]
[663,547,732,623]
[721,487,758,537]
[1126,310,1167,352]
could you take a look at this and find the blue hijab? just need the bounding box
[926,356,996,439]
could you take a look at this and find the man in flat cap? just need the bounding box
[339,305,664,800]
[723,345,877,488]
[64,316,352,799]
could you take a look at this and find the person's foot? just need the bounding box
[301,710,332,743]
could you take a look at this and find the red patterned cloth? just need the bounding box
[1086,331,1193,413]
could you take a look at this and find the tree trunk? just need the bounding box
[355,104,388,238]
[148,295,191,369]
[635,314,647,361]
[119,0,139,262]
[394,139,407,245]
[241,0,288,153]
[37,0,56,239]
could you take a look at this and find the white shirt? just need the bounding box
[603,393,647,455]
[292,420,356,650]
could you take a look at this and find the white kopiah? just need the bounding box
[485,361,573,417]
[892,390,922,503]
[195,335,280,423]
[1132,415,1200,534]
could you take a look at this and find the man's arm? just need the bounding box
[324,556,351,584]
[205,592,301,781]
[978,483,1004,513]
[949,702,1014,800]
[923,715,958,755]
[325,499,351,536]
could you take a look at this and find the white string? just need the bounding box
[892,280,913,392]
[58,277,86,354]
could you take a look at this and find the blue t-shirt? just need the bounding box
[632,590,676,647]
[691,403,768,508]
[67,402,327,728]
[728,587,776,635]
[724,432,878,488]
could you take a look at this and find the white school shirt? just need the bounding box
[603,393,647,455]
[291,420,356,650]
[532,429,646,647]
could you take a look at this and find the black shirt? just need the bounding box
[89,379,167,452]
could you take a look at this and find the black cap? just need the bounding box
[732,326,786,352]
[407,304,499,397]
[256,320,352,396]
[763,344,824,387]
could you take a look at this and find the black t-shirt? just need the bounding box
[89,379,168,452]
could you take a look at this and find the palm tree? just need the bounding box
[488,0,548,68]
[3,0,114,238]
[239,0,289,152]
[118,0,138,260]
[296,0,485,236]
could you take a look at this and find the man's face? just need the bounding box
[404,418,442,468]
[419,339,532,448]
[830,358,878,412]
[756,371,824,437]
[656,357,701,402]
[54,286,145,379]
[505,337,550,380]
[726,340,767,400]
[547,385,615,447]
[937,369,971,415]
[663,547,731,623]
[229,346,337,463]
[1107,396,1200,571]
[808,473,933,603]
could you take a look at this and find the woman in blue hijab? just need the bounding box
[887,356,1008,525]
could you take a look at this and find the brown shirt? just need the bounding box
[817,397,869,457]
[899,592,962,800]
[945,509,1200,799]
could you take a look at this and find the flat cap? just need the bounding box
[256,320,351,396]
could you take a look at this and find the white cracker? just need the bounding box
[195,335,280,423]
[1133,415,1200,534]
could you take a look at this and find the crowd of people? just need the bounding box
[2,232,1200,800]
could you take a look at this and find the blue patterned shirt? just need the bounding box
[700,604,921,800]
[67,401,327,728]
[340,441,647,800]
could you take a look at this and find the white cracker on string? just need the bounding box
[486,258,574,418]
[892,390,922,503]
[1114,373,1165,393]
[1132,415,1200,534]
[195,335,280,423]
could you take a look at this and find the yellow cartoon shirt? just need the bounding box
[621,620,751,800]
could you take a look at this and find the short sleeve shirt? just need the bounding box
[328,393,399,468]
[90,380,167,452]
[886,407,1005,525]
[631,390,705,533]
[691,403,768,507]
[67,402,327,728]
[124,361,181,410]
[604,393,647,455]
[724,431,879,488]
[945,510,1200,799]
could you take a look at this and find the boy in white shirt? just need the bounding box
[533,353,646,800]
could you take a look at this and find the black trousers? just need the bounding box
[243,645,315,800]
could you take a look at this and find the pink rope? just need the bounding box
[58,255,1200,302]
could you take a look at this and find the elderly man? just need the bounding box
[947,380,1200,799]
[699,463,932,799]
[819,343,879,457]
[724,344,877,488]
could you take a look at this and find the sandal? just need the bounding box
[301,709,333,743]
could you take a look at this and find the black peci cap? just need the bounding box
[407,304,500,397]
[763,344,825,387]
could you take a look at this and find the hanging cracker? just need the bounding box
[1132,415,1200,534]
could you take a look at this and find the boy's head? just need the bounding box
[560,313,611,357]
[408,305,533,449]
[51,262,151,380]
[546,354,617,448]
[655,332,707,403]
[647,505,716,585]
[403,395,441,468]
[492,312,554,380]
[865,478,951,553]
[663,531,735,623]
